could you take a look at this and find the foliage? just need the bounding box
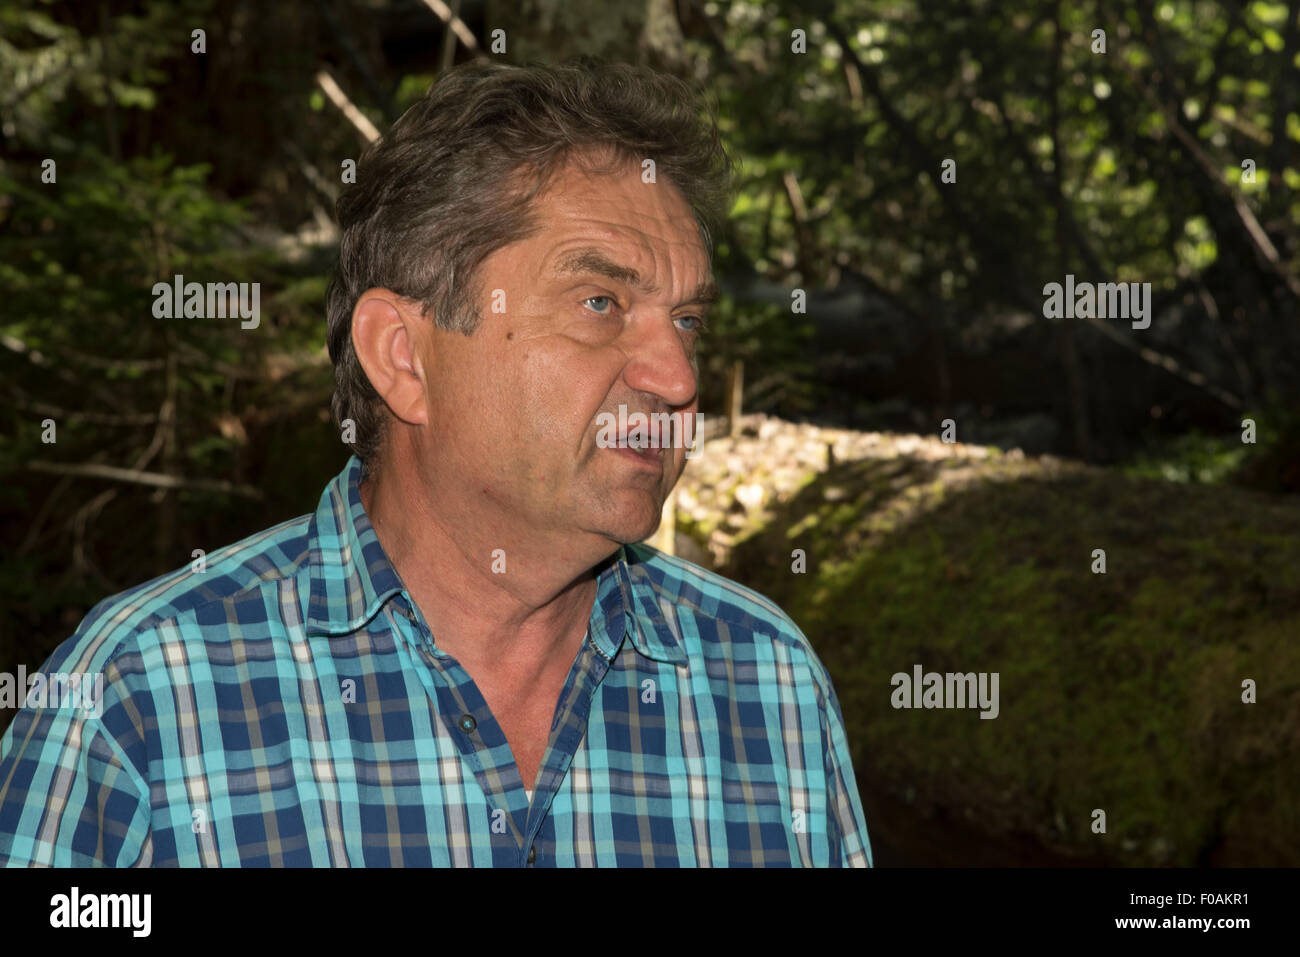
[692,0,1300,452]
[1121,429,1248,484]
[1230,398,1300,494]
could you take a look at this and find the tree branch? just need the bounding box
[27,461,265,499]
[418,0,485,58]
[315,68,381,144]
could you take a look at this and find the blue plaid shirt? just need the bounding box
[0,455,872,866]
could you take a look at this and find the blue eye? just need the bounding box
[677,315,708,334]
[583,296,614,314]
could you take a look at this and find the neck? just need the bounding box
[358,447,606,674]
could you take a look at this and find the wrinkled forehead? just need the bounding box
[527,150,712,264]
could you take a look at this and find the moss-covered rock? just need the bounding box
[724,451,1300,865]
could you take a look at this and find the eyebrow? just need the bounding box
[552,247,720,309]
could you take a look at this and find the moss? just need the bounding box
[726,457,1300,865]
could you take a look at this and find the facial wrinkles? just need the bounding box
[492,175,708,464]
[592,245,703,456]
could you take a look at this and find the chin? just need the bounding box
[603,516,662,546]
[587,501,663,545]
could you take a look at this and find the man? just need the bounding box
[0,60,872,866]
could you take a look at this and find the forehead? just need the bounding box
[525,155,710,274]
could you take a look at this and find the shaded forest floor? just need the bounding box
[673,415,1300,866]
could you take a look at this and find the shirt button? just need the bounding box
[458,714,476,733]
[527,845,536,864]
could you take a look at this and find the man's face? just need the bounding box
[415,155,715,553]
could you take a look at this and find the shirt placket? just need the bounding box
[388,598,614,866]
[522,636,611,866]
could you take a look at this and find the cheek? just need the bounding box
[517,341,621,428]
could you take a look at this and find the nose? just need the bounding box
[621,314,699,409]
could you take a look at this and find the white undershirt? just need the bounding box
[525,789,533,801]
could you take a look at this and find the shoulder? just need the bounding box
[42,513,314,676]
[622,542,803,641]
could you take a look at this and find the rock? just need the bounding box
[734,482,765,511]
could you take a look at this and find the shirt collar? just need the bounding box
[303,455,686,665]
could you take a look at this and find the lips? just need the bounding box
[609,431,665,470]
[621,429,663,451]
[592,406,691,462]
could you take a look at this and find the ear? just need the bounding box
[351,289,429,426]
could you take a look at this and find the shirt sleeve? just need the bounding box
[0,656,152,867]
[820,675,873,867]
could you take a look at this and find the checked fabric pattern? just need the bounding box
[0,456,872,867]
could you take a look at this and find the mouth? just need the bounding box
[611,432,666,469]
